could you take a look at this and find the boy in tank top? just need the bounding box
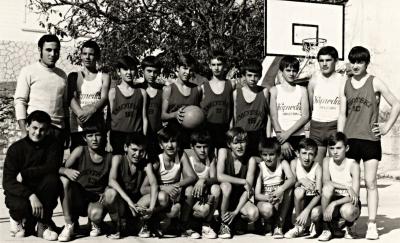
[161,53,202,148]
[141,125,198,237]
[308,46,345,165]
[338,46,400,239]
[217,127,259,239]
[106,132,164,239]
[107,56,148,155]
[270,56,309,162]
[318,132,360,241]
[255,137,295,239]
[58,121,113,241]
[200,50,235,150]
[69,40,110,151]
[185,130,220,239]
[233,59,269,156]
[285,138,322,238]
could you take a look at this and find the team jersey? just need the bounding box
[295,158,318,196]
[158,153,182,185]
[118,155,148,199]
[259,161,284,194]
[328,157,354,196]
[200,80,233,124]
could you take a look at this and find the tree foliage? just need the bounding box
[30,0,265,75]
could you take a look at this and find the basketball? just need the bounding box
[181,105,205,129]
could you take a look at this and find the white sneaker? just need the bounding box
[43,228,59,241]
[183,229,201,239]
[273,227,283,239]
[284,225,305,238]
[344,224,358,239]
[138,224,151,238]
[58,223,74,242]
[90,222,101,237]
[318,230,332,241]
[366,222,379,240]
[202,224,217,239]
[9,217,25,238]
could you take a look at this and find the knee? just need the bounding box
[184,186,194,198]
[220,182,232,196]
[246,207,259,223]
[310,207,322,222]
[88,203,104,223]
[158,191,169,207]
[322,184,334,198]
[41,174,61,190]
[103,188,118,205]
[365,177,377,190]
[258,203,274,220]
[340,204,359,222]
[294,187,306,201]
[210,184,221,199]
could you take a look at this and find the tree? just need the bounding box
[29,0,265,75]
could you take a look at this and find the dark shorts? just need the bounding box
[228,185,246,211]
[247,129,267,156]
[346,138,382,162]
[110,130,130,155]
[206,122,230,149]
[69,182,103,217]
[309,120,338,147]
[332,195,361,222]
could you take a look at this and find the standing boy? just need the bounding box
[200,50,235,150]
[270,56,309,161]
[108,56,148,154]
[233,59,269,156]
[217,127,259,238]
[3,111,63,241]
[69,40,110,151]
[338,46,400,239]
[308,46,345,164]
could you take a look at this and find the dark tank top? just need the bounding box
[167,82,201,113]
[76,146,112,194]
[235,87,268,132]
[147,83,164,135]
[344,75,380,141]
[224,149,248,179]
[119,155,148,199]
[111,86,143,133]
[200,81,233,124]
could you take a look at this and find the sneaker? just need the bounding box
[344,224,358,239]
[366,222,379,240]
[138,224,151,238]
[183,229,201,239]
[106,231,121,240]
[9,217,25,238]
[284,225,305,238]
[318,230,332,241]
[202,224,217,239]
[37,222,58,241]
[58,223,74,242]
[89,222,101,237]
[218,224,232,239]
[273,227,283,239]
[264,223,273,236]
[331,222,344,238]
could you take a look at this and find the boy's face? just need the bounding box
[259,148,279,168]
[124,143,146,164]
[39,42,60,68]
[160,138,178,156]
[118,67,136,83]
[192,142,209,161]
[210,59,224,78]
[228,137,247,157]
[318,54,336,76]
[26,121,48,142]
[328,141,348,162]
[281,66,298,83]
[143,66,160,83]
[350,61,368,77]
[299,148,316,168]
[244,70,260,88]
[177,65,193,82]
[81,47,97,68]
[84,132,103,150]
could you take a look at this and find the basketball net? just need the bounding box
[297,38,327,80]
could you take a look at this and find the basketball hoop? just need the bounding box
[297,37,327,80]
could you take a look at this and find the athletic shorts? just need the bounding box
[206,122,230,149]
[331,195,361,222]
[69,182,103,217]
[309,120,338,147]
[228,185,246,211]
[247,129,267,156]
[346,138,382,162]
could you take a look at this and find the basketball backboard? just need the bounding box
[264,0,345,60]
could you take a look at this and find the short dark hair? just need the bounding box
[157,125,180,143]
[348,46,370,64]
[38,34,60,50]
[298,138,318,154]
[258,137,281,155]
[241,59,262,76]
[317,46,339,60]
[141,55,162,70]
[81,40,101,59]
[26,110,52,126]
[226,127,247,145]
[116,55,139,72]
[279,56,300,72]
[125,132,147,148]
[209,50,227,64]
[327,132,348,146]
[190,129,211,146]
[176,53,197,70]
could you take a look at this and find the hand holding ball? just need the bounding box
[180,105,205,129]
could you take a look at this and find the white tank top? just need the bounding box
[189,156,210,179]
[70,71,103,132]
[159,154,181,185]
[275,84,304,136]
[329,157,353,196]
[260,161,284,194]
[296,158,318,196]
[311,72,343,122]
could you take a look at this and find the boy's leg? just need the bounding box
[364,158,379,239]
[239,201,259,223]
[60,176,73,225]
[294,187,306,218]
[318,184,335,241]
[5,194,34,237]
[205,184,221,222]
[315,146,327,166]
[219,182,232,218]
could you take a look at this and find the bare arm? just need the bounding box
[161,85,177,121]
[144,162,159,210]
[307,76,316,112]
[178,152,198,187]
[141,89,148,135]
[231,90,237,128]
[302,165,322,212]
[337,80,347,132]
[205,159,218,185]
[108,88,116,114]
[280,160,296,191]
[255,172,271,202]
[216,148,247,185]
[14,67,30,136]
[269,86,282,133]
